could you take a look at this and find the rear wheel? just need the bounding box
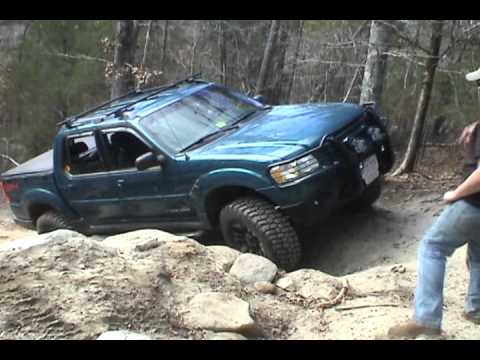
[36,211,74,234]
[219,197,302,271]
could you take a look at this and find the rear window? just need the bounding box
[64,134,106,175]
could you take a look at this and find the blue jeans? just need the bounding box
[415,200,480,328]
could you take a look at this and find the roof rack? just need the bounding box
[57,73,205,129]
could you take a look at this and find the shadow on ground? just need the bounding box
[194,194,439,277]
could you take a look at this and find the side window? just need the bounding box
[64,134,106,175]
[105,130,152,171]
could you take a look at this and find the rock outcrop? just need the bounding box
[229,254,278,284]
[182,292,256,334]
[0,229,474,340]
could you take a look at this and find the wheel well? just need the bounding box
[28,204,55,226]
[205,186,272,227]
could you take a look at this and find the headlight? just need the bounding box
[270,154,319,185]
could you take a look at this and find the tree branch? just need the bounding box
[377,20,431,55]
[0,154,19,167]
[45,51,109,63]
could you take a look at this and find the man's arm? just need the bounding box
[444,168,480,203]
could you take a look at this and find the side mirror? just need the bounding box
[253,94,265,104]
[135,152,165,171]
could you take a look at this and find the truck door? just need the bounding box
[100,128,182,226]
[55,131,126,226]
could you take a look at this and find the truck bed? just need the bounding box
[1,150,53,179]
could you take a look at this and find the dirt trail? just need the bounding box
[302,180,446,275]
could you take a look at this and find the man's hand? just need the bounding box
[459,121,479,145]
[443,190,459,203]
[459,121,479,163]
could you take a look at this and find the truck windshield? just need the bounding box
[139,87,261,153]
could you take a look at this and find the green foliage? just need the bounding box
[1,20,114,155]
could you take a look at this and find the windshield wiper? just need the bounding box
[180,126,239,153]
[228,109,259,127]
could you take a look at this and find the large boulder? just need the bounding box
[276,269,343,300]
[0,229,85,252]
[229,254,278,284]
[102,229,185,251]
[206,332,247,340]
[207,245,241,272]
[97,330,152,340]
[183,292,256,334]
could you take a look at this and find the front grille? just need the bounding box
[311,110,393,174]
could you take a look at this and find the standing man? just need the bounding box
[387,67,480,338]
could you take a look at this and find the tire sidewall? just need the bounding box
[220,206,275,259]
[36,211,71,235]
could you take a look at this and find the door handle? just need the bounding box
[116,179,126,188]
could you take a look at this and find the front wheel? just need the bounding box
[219,197,302,271]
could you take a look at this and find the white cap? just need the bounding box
[466,67,480,82]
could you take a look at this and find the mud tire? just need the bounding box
[36,211,74,235]
[219,197,302,271]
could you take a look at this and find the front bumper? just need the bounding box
[260,116,394,226]
[259,164,351,226]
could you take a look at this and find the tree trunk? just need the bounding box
[310,63,342,103]
[141,20,153,69]
[359,20,396,111]
[110,20,139,99]
[269,21,290,104]
[392,20,445,176]
[256,20,280,98]
[218,20,227,85]
[286,20,304,103]
[190,21,201,75]
[161,20,169,69]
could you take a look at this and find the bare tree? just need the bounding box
[269,21,291,104]
[218,20,227,85]
[190,21,201,75]
[161,20,169,70]
[110,20,140,99]
[359,20,396,110]
[286,20,304,103]
[256,20,281,99]
[392,20,445,176]
[141,20,154,69]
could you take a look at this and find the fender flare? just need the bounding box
[189,168,274,226]
[22,189,77,221]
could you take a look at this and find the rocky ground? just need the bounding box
[0,172,478,340]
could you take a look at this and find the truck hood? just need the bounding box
[193,103,363,161]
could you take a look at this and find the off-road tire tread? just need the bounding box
[220,197,301,271]
[36,211,74,234]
